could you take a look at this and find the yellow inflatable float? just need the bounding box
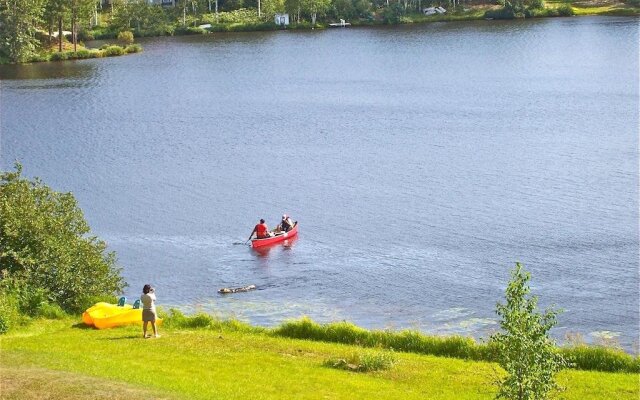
[82,301,162,329]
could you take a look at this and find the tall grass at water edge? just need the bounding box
[160,312,639,373]
[270,317,640,373]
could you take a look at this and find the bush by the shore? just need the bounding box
[27,43,142,63]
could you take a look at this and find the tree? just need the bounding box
[69,0,98,51]
[285,0,303,22]
[301,0,331,24]
[0,0,46,62]
[491,263,569,400]
[43,0,66,50]
[330,0,356,20]
[0,164,126,312]
[262,0,285,18]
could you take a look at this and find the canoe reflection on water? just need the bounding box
[252,234,298,257]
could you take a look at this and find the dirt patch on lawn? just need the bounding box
[0,366,176,400]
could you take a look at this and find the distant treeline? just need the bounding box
[0,0,566,63]
[1,0,638,62]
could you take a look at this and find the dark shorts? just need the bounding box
[142,309,156,322]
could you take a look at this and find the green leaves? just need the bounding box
[491,263,569,400]
[0,163,126,314]
[0,0,46,62]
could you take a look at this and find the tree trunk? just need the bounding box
[72,0,77,53]
[58,16,63,52]
[258,0,261,18]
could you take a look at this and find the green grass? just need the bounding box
[1,318,637,400]
[272,317,640,373]
[544,0,640,15]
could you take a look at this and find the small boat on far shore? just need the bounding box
[251,222,298,248]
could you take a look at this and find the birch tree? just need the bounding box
[301,0,330,24]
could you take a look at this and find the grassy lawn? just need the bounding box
[545,0,640,15]
[1,319,638,399]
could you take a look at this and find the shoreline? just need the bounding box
[2,8,637,65]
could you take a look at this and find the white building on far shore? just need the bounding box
[275,14,290,26]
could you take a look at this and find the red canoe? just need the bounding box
[252,222,298,248]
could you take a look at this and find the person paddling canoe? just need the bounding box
[280,214,294,232]
[249,218,273,241]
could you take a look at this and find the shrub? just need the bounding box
[73,49,92,59]
[528,0,545,9]
[0,289,20,334]
[490,263,569,400]
[103,45,125,56]
[37,303,67,319]
[77,30,94,42]
[0,315,8,334]
[382,4,403,23]
[325,349,397,372]
[0,164,125,313]
[50,51,69,61]
[557,4,574,16]
[28,53,50,63]
[91,27,117,40]
[117,31,135,44]
[124,44,143,54]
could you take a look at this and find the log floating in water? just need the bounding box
[218,284,256,294]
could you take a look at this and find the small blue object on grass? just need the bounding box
[132,299,141,309]
[117,296,126,307]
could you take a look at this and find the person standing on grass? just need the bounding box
[141,284,159,338]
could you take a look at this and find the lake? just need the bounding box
[1,16,638,350]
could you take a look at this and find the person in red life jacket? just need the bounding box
[249,218,273,241]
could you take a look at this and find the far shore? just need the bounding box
[1,2,637,65]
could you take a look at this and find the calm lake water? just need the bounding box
[1,16,638,350]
